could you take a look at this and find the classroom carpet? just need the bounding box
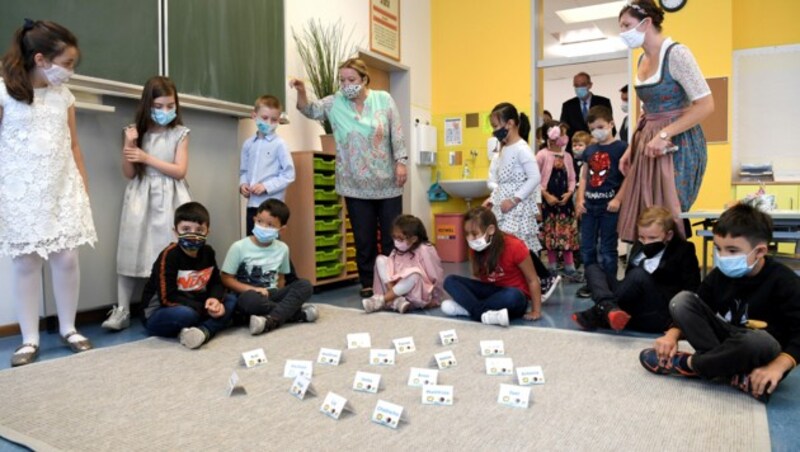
[0,305,770,451]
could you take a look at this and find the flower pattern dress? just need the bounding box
[0,79,97,258]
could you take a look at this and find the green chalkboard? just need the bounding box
[167,0,285,106]
[0,0,159,86]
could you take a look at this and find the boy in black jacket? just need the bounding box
[142,202,233,349]
[640,204,800,402]
[573,206,700,332]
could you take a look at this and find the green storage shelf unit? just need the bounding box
[314,204,342,217]
[314,173,336,187]
[315,219,343,233]
[316,262,344,279]
[313,157,335,172]
[315,233,342,248]
[314,188,339,202]
[315,247,342,263]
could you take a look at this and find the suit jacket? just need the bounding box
[619,116,629,145]
[627,238,701,299]
[559,94,614,176]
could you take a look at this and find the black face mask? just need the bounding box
[640,241,666,259]
[493,127,509,142]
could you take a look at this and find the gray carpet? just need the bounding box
[0,305,770,451]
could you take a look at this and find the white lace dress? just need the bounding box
[116,126,191,277]
[0,80,97,258]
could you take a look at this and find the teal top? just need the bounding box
[221,237,290,290]
[300,90,407,199]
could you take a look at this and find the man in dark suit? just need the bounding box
[571,208,701,333]
[619,84,629,144]
[559,72,614,160]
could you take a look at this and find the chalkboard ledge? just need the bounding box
[66,74,251,118]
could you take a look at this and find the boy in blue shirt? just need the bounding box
[239,95,296,236]
[221,199,316,335]
[575,106,626,283]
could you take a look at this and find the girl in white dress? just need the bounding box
[0,20,97,366]
[103,76,191,330]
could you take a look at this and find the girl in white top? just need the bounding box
[103,76,191,330]
[0,20,97,366]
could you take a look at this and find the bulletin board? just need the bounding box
[700,77,728,143]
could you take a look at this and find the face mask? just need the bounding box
[591,129,609,142]
[620,19,647,49]
[151,108,177,126]
[341,84,362,100]
[640,241,666,259]
[253,224,280,244]
[41,63,74,86]
[621,101,629,114]
[573,148,585,159]
[177,233,207,253]
[575,86,589,99]
[394,239,410,252]
[468,233,492,252]
[256,118,277,136]
[714,248,758,278]
[492,127,509,142]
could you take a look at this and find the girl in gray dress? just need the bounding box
[103,76,191,330]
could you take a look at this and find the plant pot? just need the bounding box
[320,134,336,154]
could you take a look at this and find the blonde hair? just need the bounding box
[637,206,676,234]
[339,58,371,85]
[572,131,592,146]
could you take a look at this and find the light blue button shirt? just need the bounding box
[239,133,296,207]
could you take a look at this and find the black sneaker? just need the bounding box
[576,285,592,298]
[571,308,601,331]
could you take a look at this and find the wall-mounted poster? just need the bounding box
[370,0,400,61]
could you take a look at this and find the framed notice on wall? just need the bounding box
[370,0,400,61]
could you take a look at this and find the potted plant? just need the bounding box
[292,19,354,152]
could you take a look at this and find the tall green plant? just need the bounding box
[292,19,355,134]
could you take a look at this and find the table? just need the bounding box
[680,210,800,277]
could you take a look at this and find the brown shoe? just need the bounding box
[11,343,39,367]
[62,331,93,353]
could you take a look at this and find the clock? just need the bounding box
[659,0,687,13]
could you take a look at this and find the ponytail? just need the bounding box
[1,19,78,104]
[518,112,531,144]
[491,102,531,143]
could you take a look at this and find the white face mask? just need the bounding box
[621,101,629,113]
[620,19,647,49]
[468,232,492,252]
[393,239,410,252]
[591,128,610,142]
[41,63,74,86]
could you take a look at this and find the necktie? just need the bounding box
[581,101,588,121]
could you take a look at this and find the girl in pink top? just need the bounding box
[362,215,444,313]
[536,122,579,278]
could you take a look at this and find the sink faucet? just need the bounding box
[462,162,471,179]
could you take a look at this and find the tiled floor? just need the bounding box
[1,261,798,451]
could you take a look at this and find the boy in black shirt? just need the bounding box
[640,204,800,402]
[142,202,232,349]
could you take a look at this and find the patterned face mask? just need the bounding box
[341,84,363,100]
[41,63,74,86]
[178,233,206,252]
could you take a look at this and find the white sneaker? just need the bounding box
[301,304,319,322]
[249,315,267,335]
[362,294,385,313]
[179,327,207,349]
[392,296,411,314]
[541,275,562,303]
[440,299,469,317]
[101,306,130,331]
[481,309,510,327]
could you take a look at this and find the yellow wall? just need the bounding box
[733,0,800,50]
[430,0,531,219]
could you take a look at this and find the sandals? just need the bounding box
[61,330,93,353]
[11,343,40,367]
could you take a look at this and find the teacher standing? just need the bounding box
[291,58,407,298]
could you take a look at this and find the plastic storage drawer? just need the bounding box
[316,262,344,279]
[346,247,355,258]
[315,219,342,232]
[315,248,342,263]
[314,204,342,217]
[313,157,335,172]
[315,233,342,248]
[346,232,354,245]
[314,189,338,202]
[346,261,357,273]
[313,173,336,187]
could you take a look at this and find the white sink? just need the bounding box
[439,179,491,201]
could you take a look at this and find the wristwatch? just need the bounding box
[659,131,670,140]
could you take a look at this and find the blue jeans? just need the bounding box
[443,275,529,321]
[144,295,237,339]
[580,202,619,278]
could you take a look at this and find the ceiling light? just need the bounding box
[555,26,606,45]
[556,1,627,24]
[548,38,627,58]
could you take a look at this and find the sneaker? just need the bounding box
[359,287,374,298]
[571,309,600,331]
[362,294,386,313]
[639,348,698,377]
[179,327,208,349]
[576,285,592,298]
[540,275,562,303]
[249,315,279,335]
[606,309,632,332]
[392,296,411,314]
[730,374,771,403]
[301,304,319,323]
[440,299,469,317]
[481,309,510,327]
[101,306,130,331]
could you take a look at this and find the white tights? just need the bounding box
[375,255,421,297]
[12,249,81,346]
[117,275,146,310]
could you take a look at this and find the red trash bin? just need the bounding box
[434,213,468,263]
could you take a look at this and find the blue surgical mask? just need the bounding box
[256,118,277,136]
[177,233,206,253]
[714,248,758,278]
[253,224,280,244]
[492,127,509,142]
[151,108,177,126]
[575,87,590,99]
